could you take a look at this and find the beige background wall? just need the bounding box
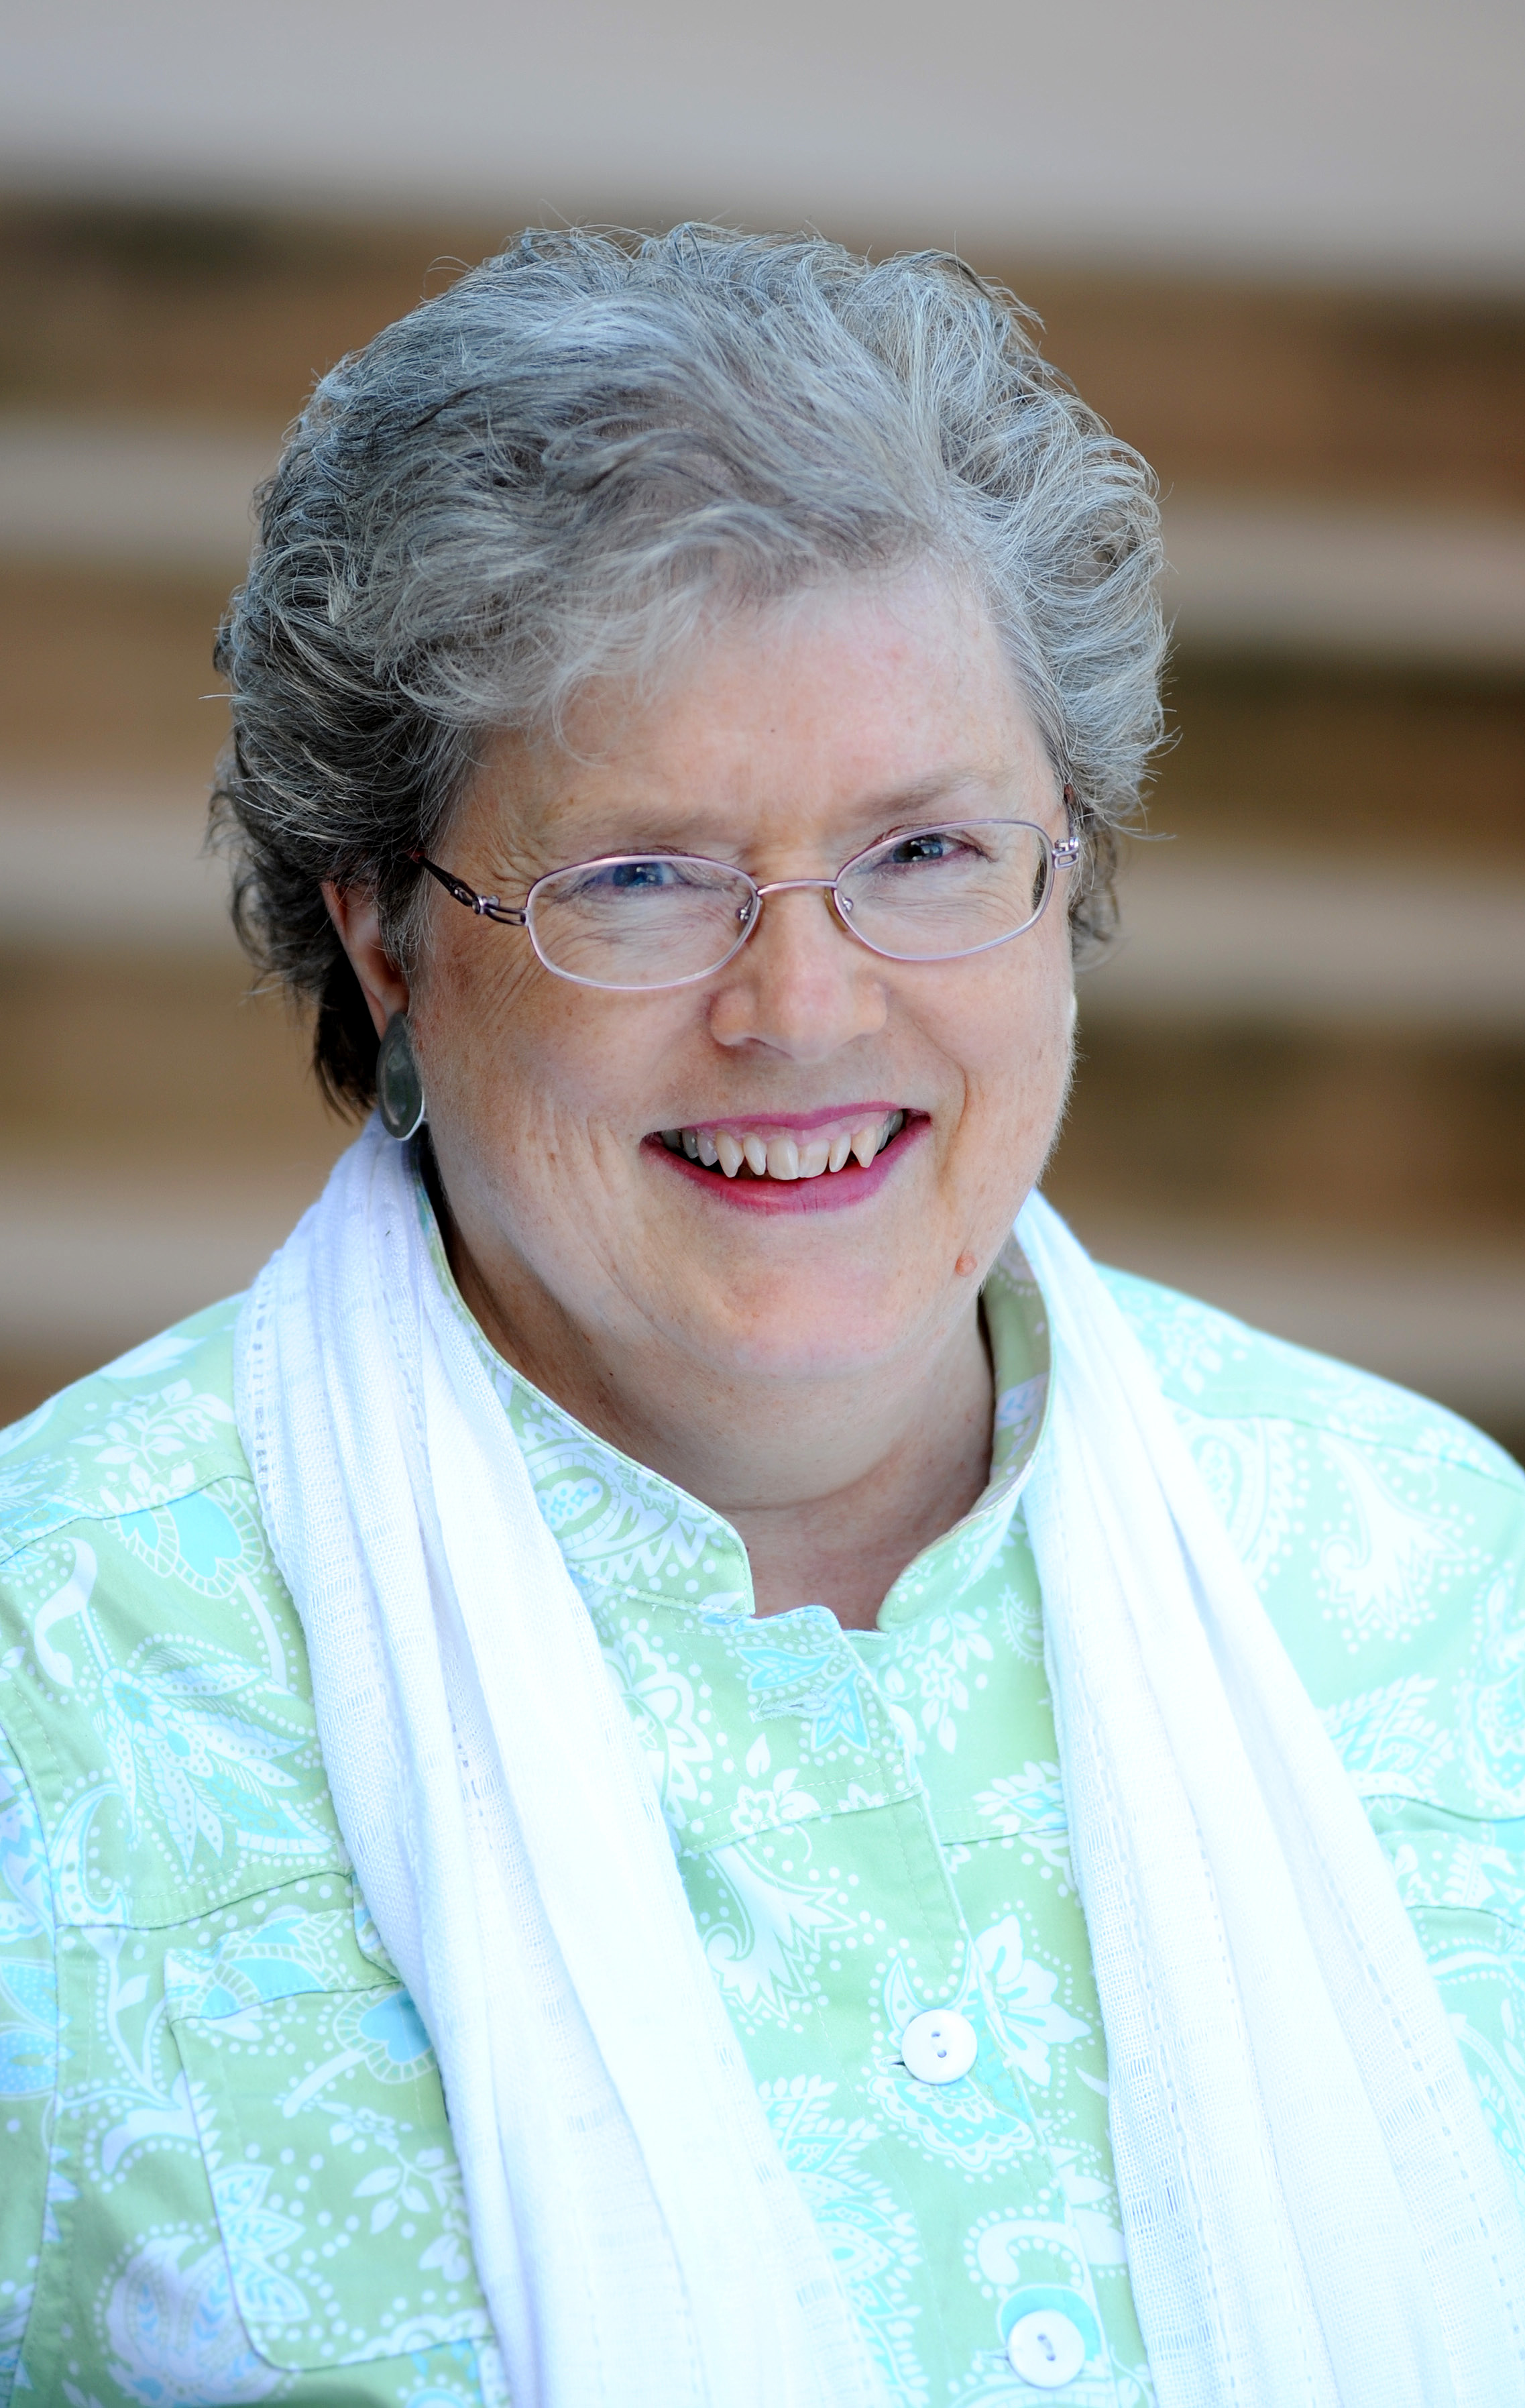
[1,0,1522,1455]
[5,0,1521,280]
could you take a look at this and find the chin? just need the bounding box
[675,1271,940,1383]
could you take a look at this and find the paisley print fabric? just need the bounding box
[1,1244,1522,2406]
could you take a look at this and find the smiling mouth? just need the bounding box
[655,1108,909,1183]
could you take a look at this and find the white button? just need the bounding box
[899,2006,977,2084]
[1006,2307,1087,2389]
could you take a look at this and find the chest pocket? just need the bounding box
[166,1890,495,2377]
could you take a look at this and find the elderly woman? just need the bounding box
[1,231,1523,2408]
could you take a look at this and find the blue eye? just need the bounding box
[561,857,698,901]
[605,859,679,891]
[873,828,987,872]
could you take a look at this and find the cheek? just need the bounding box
[954,942,1072,1130]
[929,960,1072,1244]
[410,937,549,1138]
[410,934,685,1164]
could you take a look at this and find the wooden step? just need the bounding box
[1048,1021,1525,1244]
[7,789,1523,1032]
[3,565,1522,852]
[2,202,1520,1461]
[1158,657,1525,863]
[7,431,1525,670]
[3,203,1522,504]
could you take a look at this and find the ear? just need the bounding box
[321,883,411,1040]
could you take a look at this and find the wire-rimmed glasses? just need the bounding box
[413,796,1080,993]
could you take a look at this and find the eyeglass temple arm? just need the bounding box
[410,851,528,926]
[1053,784,1082,869]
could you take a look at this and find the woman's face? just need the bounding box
[395,568,1075,1393]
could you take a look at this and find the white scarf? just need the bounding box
[235,1124,883,2408]
[1018,1199,1525,2407]
[236,1121,1525,2407]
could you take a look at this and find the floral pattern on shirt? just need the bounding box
[0,1221,1521,2406]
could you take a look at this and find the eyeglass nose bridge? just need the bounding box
[744,874,860,934]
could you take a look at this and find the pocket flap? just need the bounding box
[168,1896,492,2373]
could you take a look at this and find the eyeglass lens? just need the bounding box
[526,822,1054,989]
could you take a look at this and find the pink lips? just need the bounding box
[645,1112,925,1213]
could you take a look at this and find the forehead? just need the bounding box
[461,567,1050,861]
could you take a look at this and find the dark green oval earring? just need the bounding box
[376,1012,427,1141]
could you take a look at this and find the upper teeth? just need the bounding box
[659,1111,905,1180]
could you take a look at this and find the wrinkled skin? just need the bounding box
[327,567,1075,1627]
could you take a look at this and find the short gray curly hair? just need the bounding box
[214,225,1166,1109]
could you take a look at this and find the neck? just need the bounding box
[722,1323,995,1627]
[443,1215,995,1633]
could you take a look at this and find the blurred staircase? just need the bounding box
[1,203,1522,1455]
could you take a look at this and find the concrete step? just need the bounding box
[0,1163,332,1355]
[1080,849,1525,1031]
[1162,500,1525,669]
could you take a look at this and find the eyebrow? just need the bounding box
[517,764,1021,864]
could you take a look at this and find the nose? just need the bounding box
[705,881,888,1060]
